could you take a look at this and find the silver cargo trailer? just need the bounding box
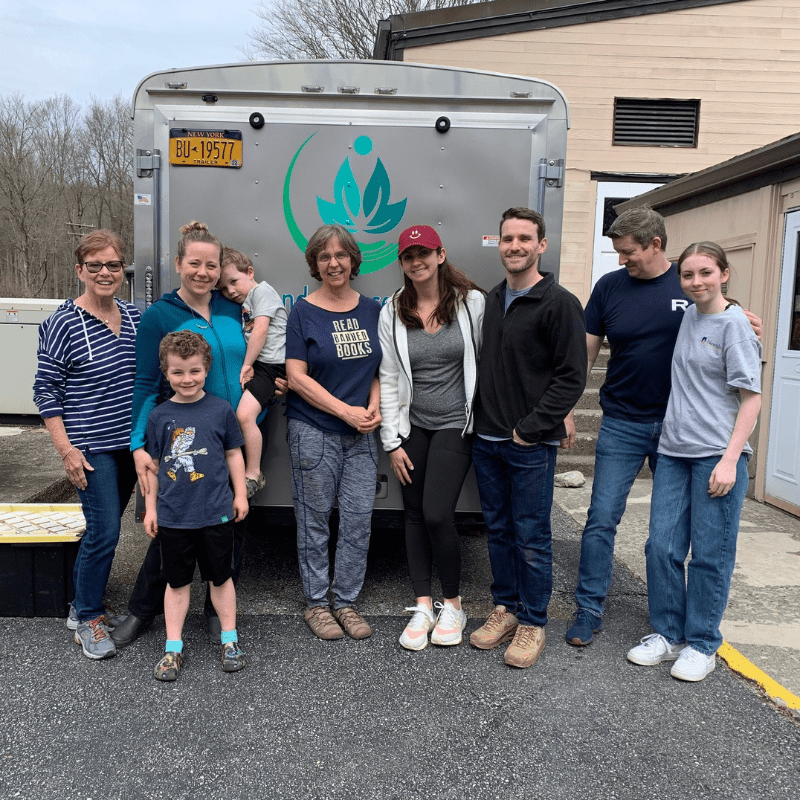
[131,60,569,518]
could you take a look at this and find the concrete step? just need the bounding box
[575,387,601,410]
[573,408,602,434]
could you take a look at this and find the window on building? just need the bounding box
[613,98,700,147]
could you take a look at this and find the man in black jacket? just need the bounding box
[470,207,586,669]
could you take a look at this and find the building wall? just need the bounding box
[401,0,800,302]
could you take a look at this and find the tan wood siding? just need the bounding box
[402,0,800,301]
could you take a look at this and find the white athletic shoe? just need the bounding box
[627,633,686,666]
[399,604,436,651]
[431,599,467,646]
[670,646,716,682]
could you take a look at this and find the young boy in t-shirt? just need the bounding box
[218,248,287,498]
[143,331,249,681]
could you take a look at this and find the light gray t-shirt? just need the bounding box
[658,304,761,460]
[242,281,288,364]
[407,321,467,431]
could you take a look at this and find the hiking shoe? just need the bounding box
[470,605,518,650]
[627,633,686,666]
[670,646,716,682]
[67,604,125,631]
[332,606,372,640]
[504,624,546,668]
[565,609,603,647]
[73,616,116,660]
[221,641,246,673]
[304,606,344,640]
[399,604,436,651]
[431,599,467,646]
[154,651,182,681]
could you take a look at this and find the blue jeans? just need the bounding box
[472,437,557,627]
[74,449,137,622]
[574,416,662,618]
[288,419,377,609]
[645,453,748,655]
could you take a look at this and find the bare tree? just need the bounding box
[244,0,480,61]
[0,93,134,298]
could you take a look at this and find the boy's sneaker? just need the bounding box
[332,606,372,640]
[154,651,183,682]
[304,606,344,640]
[399,604,436,651]
[627,633,686,666]
[73,616,116,660]
[565,609,603,647]
[431,599,467,646]
[67,604,125,631]
[670,646,716,682]
[504,624,546,669]
[221,641,246,672]
[470,605,518,650]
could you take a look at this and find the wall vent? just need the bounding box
[613,98,699,147]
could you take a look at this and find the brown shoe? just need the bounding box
[304,606,344,640]
[469,605,519,650]
[332,606,372,640]
[504,624,546,668]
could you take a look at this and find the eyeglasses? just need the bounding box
[317,252,351,264]
[81,260,125,273]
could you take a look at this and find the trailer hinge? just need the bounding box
[538,158,564,188]
[136,150,161,178]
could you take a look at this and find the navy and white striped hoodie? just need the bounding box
[33,298,140,452]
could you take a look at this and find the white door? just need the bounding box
[591,181,663,288]
[765,210,800,513]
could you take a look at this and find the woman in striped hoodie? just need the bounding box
[34,229,140,660]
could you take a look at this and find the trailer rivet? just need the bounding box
[255,181,258,184]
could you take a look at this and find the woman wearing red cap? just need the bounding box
[379,225,485,651]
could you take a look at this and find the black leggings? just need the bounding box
[400,425,473,598]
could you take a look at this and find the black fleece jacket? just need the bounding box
[474,272,587,444]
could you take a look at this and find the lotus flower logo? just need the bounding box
[283,134,408,274]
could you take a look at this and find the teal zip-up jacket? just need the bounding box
[130,289,245,451]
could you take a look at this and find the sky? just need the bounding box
[0,0,269,107]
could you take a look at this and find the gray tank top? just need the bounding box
[407,321,466,431]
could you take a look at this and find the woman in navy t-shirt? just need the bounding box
[285,224,382,642]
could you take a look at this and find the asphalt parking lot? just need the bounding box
[1,425,799,799]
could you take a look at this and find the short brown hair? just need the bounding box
[221,247,253,274]
[305,224,362,281]
[75,229,124,264]
[499,207,546,240]
[607,205,668,250]
[159,331,212,373]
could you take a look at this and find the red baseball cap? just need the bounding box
[397,225,443,256]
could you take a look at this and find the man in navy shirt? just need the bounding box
[564,205,760,647]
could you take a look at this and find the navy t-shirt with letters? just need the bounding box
[584,263,690,423]
[285,295,382,435]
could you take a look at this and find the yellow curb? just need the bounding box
[718,641,800,710]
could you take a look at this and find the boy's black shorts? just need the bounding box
[158,521,234,589]
[243,361,286,410]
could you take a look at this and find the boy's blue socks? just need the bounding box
[221,629,238,645]
[166,639,183,653]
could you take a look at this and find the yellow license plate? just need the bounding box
[169,129,242,168]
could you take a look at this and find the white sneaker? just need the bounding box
[399,604,436,651]
[670,646,716,682]
[627,633,686,666]
[431,599,467,646]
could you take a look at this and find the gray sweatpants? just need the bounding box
[287,418,377,608]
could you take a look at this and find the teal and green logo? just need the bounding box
[283,134,407,274]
